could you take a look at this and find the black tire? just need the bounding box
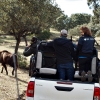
[98,68,100,78]
[29,65,31,76]
[98,68,100,83]
[29,55,36,77]
[29,62,33,76]
[94,68,100,83]
[30,62,35,77]
[29,60,35,77]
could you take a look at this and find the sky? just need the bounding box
[55,0,93,17]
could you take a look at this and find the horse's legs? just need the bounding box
[1,63,8,75]
[1,66,3,73]
[12,68,14,75]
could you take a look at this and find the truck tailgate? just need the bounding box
[34,79,94,100]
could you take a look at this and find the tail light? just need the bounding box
[26,81,35,97]
[93,87,100,100]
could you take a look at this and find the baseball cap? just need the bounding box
[61,29,68,35]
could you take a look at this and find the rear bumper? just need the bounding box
[26,96,34,100]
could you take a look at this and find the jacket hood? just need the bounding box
[54,37,70,46]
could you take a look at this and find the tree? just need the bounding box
[54,14,69,31]
[69,13,91,29]
[0,0,62,54]
[53,13,91,31]
[87,0,100,24]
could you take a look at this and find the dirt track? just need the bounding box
[0,66,30,100]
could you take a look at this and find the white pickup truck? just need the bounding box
[25,41,100,100]
[26,78,100,100]
[25,53,100,100]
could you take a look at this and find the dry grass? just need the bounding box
[50,28,60,39]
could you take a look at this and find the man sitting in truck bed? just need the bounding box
[45,29,76,81]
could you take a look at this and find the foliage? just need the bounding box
[87,0,100,24]
[69,13,91,29]
[68,22,100,37]
[53,13,91,31]
[68,25,80,37]
[95,30,100,36]
[0,0,62,54]
[91,23,100,36]
[17,53,28,69]
[54,14,69,31]
[36,30,51,40]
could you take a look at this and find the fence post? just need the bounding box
[13,54,20,100]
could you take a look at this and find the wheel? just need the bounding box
[29,55,36,76]
[94,68,100,83]
[29,65,31,76]
[29,61,34,76]
[98,68,100,83]
[29,62,35,76]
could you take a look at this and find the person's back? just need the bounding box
[78,35,95,56]
[47,29,76,80]
[53,37,75,64]
[76,26,95,82]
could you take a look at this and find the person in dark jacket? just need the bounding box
[76,26,95,82]
[23,37,38,56]
[23,37,38,76]
[46,29,76,81]
[23,36,38,67]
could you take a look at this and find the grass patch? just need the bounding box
[0,35,16,44]
[50,28,60,39]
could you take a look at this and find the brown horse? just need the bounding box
[0,50,18,75]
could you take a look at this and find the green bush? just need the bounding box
[36,30,51,40]
[17,53,28,69]
[95,30,100,36]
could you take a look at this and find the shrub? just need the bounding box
[36,30,51,40]
[17,53,28,69]
[95,30,100,36]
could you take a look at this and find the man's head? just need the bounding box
[31,37,37,44]
[60,29,68,37]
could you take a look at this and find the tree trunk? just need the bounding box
[14,38,20,54]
